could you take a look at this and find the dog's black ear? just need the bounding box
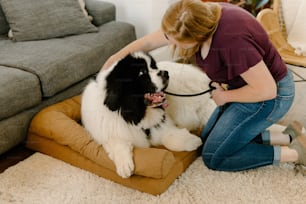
[103,55,131,111]
[104,89,120,111]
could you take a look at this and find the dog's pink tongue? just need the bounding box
[151,92,164,103]
[144,92,168,108]
[162,102,168,109]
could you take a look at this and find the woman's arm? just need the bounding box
[102,29,168,69]
[212,60,277,106]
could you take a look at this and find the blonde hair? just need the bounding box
[162,0,221,61]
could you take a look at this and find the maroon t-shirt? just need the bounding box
[196,3,287,88]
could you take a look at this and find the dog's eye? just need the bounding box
[138,70,147,77]
[138,71,144,76]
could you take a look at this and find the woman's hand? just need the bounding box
[101,29,168,71]
[211,82,226,106]
[210,60,277,105]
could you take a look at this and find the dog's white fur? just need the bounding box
[159,61,216,133]
[81,54,211,178]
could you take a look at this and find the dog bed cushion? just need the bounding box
[26,95,200,195]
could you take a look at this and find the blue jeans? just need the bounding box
[201,70,295,171]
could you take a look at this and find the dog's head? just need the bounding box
[104,52,169,124]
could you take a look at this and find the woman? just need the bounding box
[102,0,306,171]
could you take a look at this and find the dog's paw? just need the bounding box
[161,130,202,152]
[183,135,202,151]
[115,156,134,178]
[103,143,135,178]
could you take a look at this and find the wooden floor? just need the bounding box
[0,144,35,173]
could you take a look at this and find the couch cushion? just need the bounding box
[0,66,41,120]
[0,0,98,41]
[0,4,9,35]
[0,21,136,97]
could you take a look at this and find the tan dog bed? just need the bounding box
[26,95,200,195]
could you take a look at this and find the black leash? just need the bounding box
[164,81,216,97]
[165,80,225,144]
[163,80,225,144]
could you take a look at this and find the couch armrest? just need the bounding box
[85,0,116,26]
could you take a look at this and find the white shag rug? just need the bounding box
[0,153,305,204]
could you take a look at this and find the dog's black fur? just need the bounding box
[104,53,169,125]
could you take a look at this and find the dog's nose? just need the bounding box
[158,70,169,79]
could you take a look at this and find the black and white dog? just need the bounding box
[81,52,204,178]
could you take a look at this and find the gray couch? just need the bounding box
[0,0,136,155]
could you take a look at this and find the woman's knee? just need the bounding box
[202,153,226,170]
[202,146,228,170]
[201,148,217,170]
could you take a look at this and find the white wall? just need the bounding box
[101,0,177,38]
